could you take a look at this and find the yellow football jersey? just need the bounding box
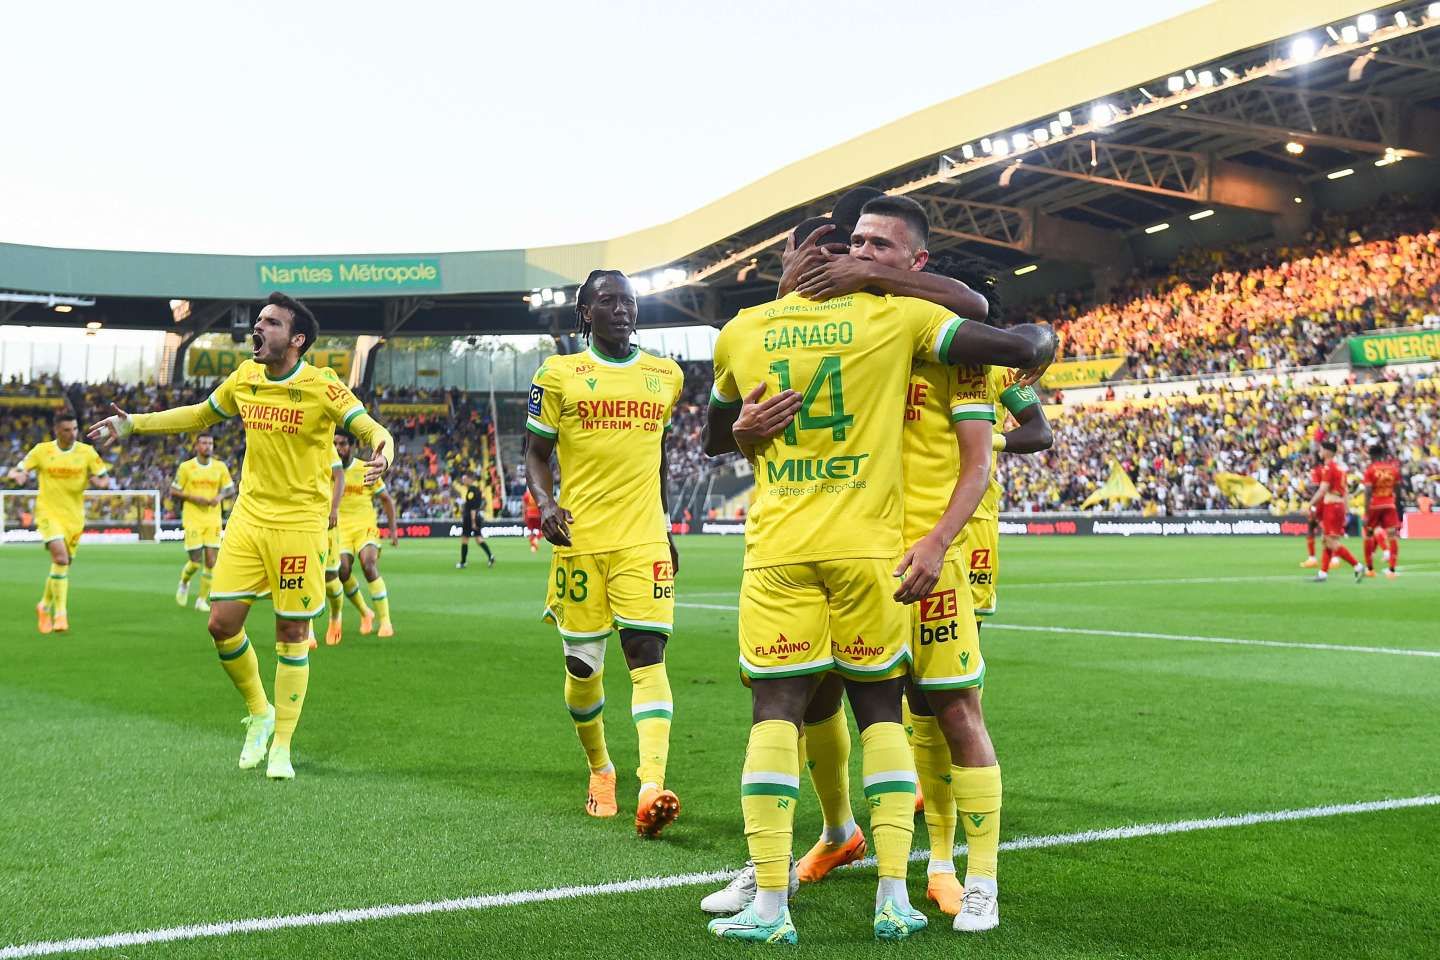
[901,360,994,553]
[19,441,108,529]
[338,457,386,526]
[172,456,234,526]
[710,291,963,569]
[975,366,1041,521]
[134,359,367,532]
[526,345,684,556]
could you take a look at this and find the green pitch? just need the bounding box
[2,535,1437,959]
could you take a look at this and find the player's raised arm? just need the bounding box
[994,386,1053,455]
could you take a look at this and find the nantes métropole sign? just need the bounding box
[256,259,442,295]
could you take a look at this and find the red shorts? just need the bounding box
[1320,502,1348,537]
[524,514,541,533]
[1365,505,1400,531]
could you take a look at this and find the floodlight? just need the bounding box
[553,290,566,306]
[1189,209,1215,221]
[1144,222,1170,234]
[1089,103,1115,127]
[1049,120,1063,138]
[1341,24,1359,43]
[55,304,74,313]
[632,276,652,295]
[1357,13,1376,34]
[1011,132,1030,151]
[1290,35,1318,61]
[1167,75,1184,93]
[980,138,993,154]
[1395,12,1409,28]
[1285,141,1305,155]
[1184,69,1198,85]
[541,288,554,303]
[85,321,102,329]
[1326,168,1355,179]
[1058,110,1073,127]
[1013,264,1038,276]
[961,143,975,160]
[1197,70,1215,87]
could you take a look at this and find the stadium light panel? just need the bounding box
[664,267,687,285]
[1189,209,1215,221]
[1394,12,1408,28]
[1033,127,1049,144]
[1290,35,1318,62]
[1326,25,1343,42]
[1286,141,1305,155]
[1294,196,1304,203]
[54,304,73,313]
[1057,110,1073,127]
[1357,13,1377,34]
[1184,69,1198,86]
[1341,24,1360,43]
[528,292,543,307]
[1013,264,1038,276]
[980,138,993,155]
[632,276,652,295]
[1197,70,1215,87]
[1220,66,1237,80]
[1089,103,1116,127]
[961,144,975,160]
[553,290,566,306]
[1167,75,1185,93]
[1049,120,1063,138]
[1011,132,1030,151]
[85,321,101,329]
[1327,167,1355,179]
[1144,222,1170,234]
[993,138,1011,157]
[1431,4,1440,21]
[540,288,554,303]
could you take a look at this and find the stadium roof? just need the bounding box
[3,0,1437,342]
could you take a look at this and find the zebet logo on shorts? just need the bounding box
[652,561,674,599]
[279,555,307,591]
[919,588,960,645]
[968,548,994,587]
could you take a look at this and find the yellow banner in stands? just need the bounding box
[0,395,67,409]
[187,348,351,379]
[377,402,449,415]
[1040,356,1127,389]
[1081,460,1140,510]
[1215,472,1273,508]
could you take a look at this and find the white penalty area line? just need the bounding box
[675,602,1440,658]
[5,795,1436,959]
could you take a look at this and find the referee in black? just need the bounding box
[457,472,496,568]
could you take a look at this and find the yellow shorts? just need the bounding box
[543,542,675,638]
[183,522,222,551]
[38,517,82,556]
[210,517,327,620]
[739,558,909,682]
[959,519,999,617]
[326,526,342,573]
[910,556,985,690]
[339,522,381,558]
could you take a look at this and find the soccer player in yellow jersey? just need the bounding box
[331,430,398,641]
[700,195,1052,944]
[87,292,394,780]
[170,432,235,613]
[525,270,686,838]
[8,410,111,634]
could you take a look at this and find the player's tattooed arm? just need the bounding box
[524,432,572,547]
[894,419,992,604]
[998,401,1053,455]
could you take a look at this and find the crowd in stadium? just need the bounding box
[1043,197,1440,380]
[1001,373,1440,515]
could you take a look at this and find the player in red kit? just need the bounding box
[1362,443,1403,579]
[1309,441,1365,583]
[522,488,542,553]
[1300,459,1324,569]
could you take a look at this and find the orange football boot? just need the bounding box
[324,620,343,645]
[378,621,395,638]
[359,610,375,635]
[636,786,681,838]
[926,871,965,915]
[52,612,69,633]
[586,769,618,818]
[1300,557,1318,568]
[36,603,53,635]
[796,827,868,883]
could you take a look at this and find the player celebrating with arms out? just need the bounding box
[170,432,235,612]
[8,410,111,634]
[456,471,495,568]
[88,292,394,779]
[1362,443,1404,578]
[1309,440,1365,583]
[525,270,685,837]
[332,430,399,638]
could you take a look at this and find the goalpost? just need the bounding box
[0,489,165,545]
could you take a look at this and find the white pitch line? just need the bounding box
[675,603,1440,658]
[4,794,1436,959]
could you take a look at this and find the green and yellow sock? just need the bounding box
[198,568,213,601]
[956,764,1002,886]
[343,574,372,616]
[909,713,957,872]
[741,719,801,892]
[215,632,269,715]
[629,662,673,790]
[564,670,611,772]
[860,721,917,880]
[803,706,854,841]
[325,577,343,621]
[273,640,310,749]
[180,560,200,584]
[39,565,56,610]
[368,576,390,624]
[48,563,70,615]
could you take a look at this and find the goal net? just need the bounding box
[1,489,164,545]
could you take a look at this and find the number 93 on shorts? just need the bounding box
[542,543,675,639]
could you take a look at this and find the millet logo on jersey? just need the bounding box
[755,634,810,661]
[766,453,869,483]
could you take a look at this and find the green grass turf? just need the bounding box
[2,534,1436,958]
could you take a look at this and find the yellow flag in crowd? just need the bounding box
[1081,460,1141,510]
[1215,472,1273,508]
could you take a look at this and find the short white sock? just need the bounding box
[593,763,615,774]
[965,875,998,897]
[753,887,787,922]
[822,819,856,846]
[639,781,659,799]
[876,876,911,910]
[927,858,956,876]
